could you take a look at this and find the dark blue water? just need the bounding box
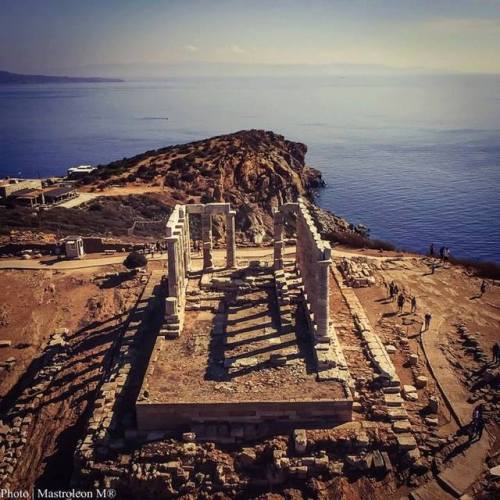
[1,76,499,261]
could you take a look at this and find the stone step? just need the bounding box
[384,393,404,407]
[387,407,409,421]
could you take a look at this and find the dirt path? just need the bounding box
[352,255,499,497]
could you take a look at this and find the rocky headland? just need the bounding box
[80,129,357,244]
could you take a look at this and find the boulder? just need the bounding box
[237,448,257,468]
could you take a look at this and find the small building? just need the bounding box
[67,165,96,178]
[8,188,45,207]
[44,186,78,205]
[0,178,43,202]
[64,236,85,259]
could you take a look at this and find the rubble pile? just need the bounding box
[0,329,69,488]
[338,257,375,288]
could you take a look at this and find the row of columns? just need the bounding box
[199,206,236,271]
[273,200,332,340]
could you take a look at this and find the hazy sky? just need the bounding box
[1,0,500,75]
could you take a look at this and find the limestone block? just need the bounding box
[293,429,307,455]
[402,385,418,402]
[384,393,404,407]
[204,202,230,215]
[408,353,419,366]
[165,297,177,315]
[415,376,428,389]
[392,420,412,433]
[396,433,417,451]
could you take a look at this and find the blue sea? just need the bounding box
[0,75,499,262]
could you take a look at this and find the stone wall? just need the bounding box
[161,205,190,339]
[273,199,352,388]
[136,399,352,433]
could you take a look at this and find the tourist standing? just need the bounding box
[439,246,445,261]
[393,283,399,301]
[444,247,450,263]
[480,280,488,297]
[470,404,485,441]
[411,296,417,314]
[424,313,432,331]
[492,343,500,364]
[429,243,434,257]
[397,293,405,314]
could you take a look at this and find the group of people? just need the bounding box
[387,280,432,330]
[143,241,164,256]
[429,243,451,262]
[388,281,417,314]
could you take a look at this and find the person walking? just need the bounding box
[424,312,432,331]
[429,243,434,257]
[411,296,417,314]
[493,343,500,364]
[397,293,406,314]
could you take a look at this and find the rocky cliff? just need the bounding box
[83,129,349,242]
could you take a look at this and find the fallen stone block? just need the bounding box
[415,376,428,389]
[384,393,404,407]
[402,385,418,402]
[397,433,417,451]
[408,354,419,366]
[392,420,412,433]
[293,429,307,455]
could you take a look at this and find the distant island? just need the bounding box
[0,70,123,84]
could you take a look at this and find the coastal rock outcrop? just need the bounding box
[83,130,343,242]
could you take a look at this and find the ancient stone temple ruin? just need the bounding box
[162,202,237,339]
[136,199,354,437]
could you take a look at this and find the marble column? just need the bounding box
[201,212,213,270]
[166,236,179,299]
[273,211,284,270]
[315,259,331,339]
[226,210,236,268]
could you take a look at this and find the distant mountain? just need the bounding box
[0,70,124,84]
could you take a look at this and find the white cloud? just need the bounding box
[230,44,246,54]
[184,44,199,52]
